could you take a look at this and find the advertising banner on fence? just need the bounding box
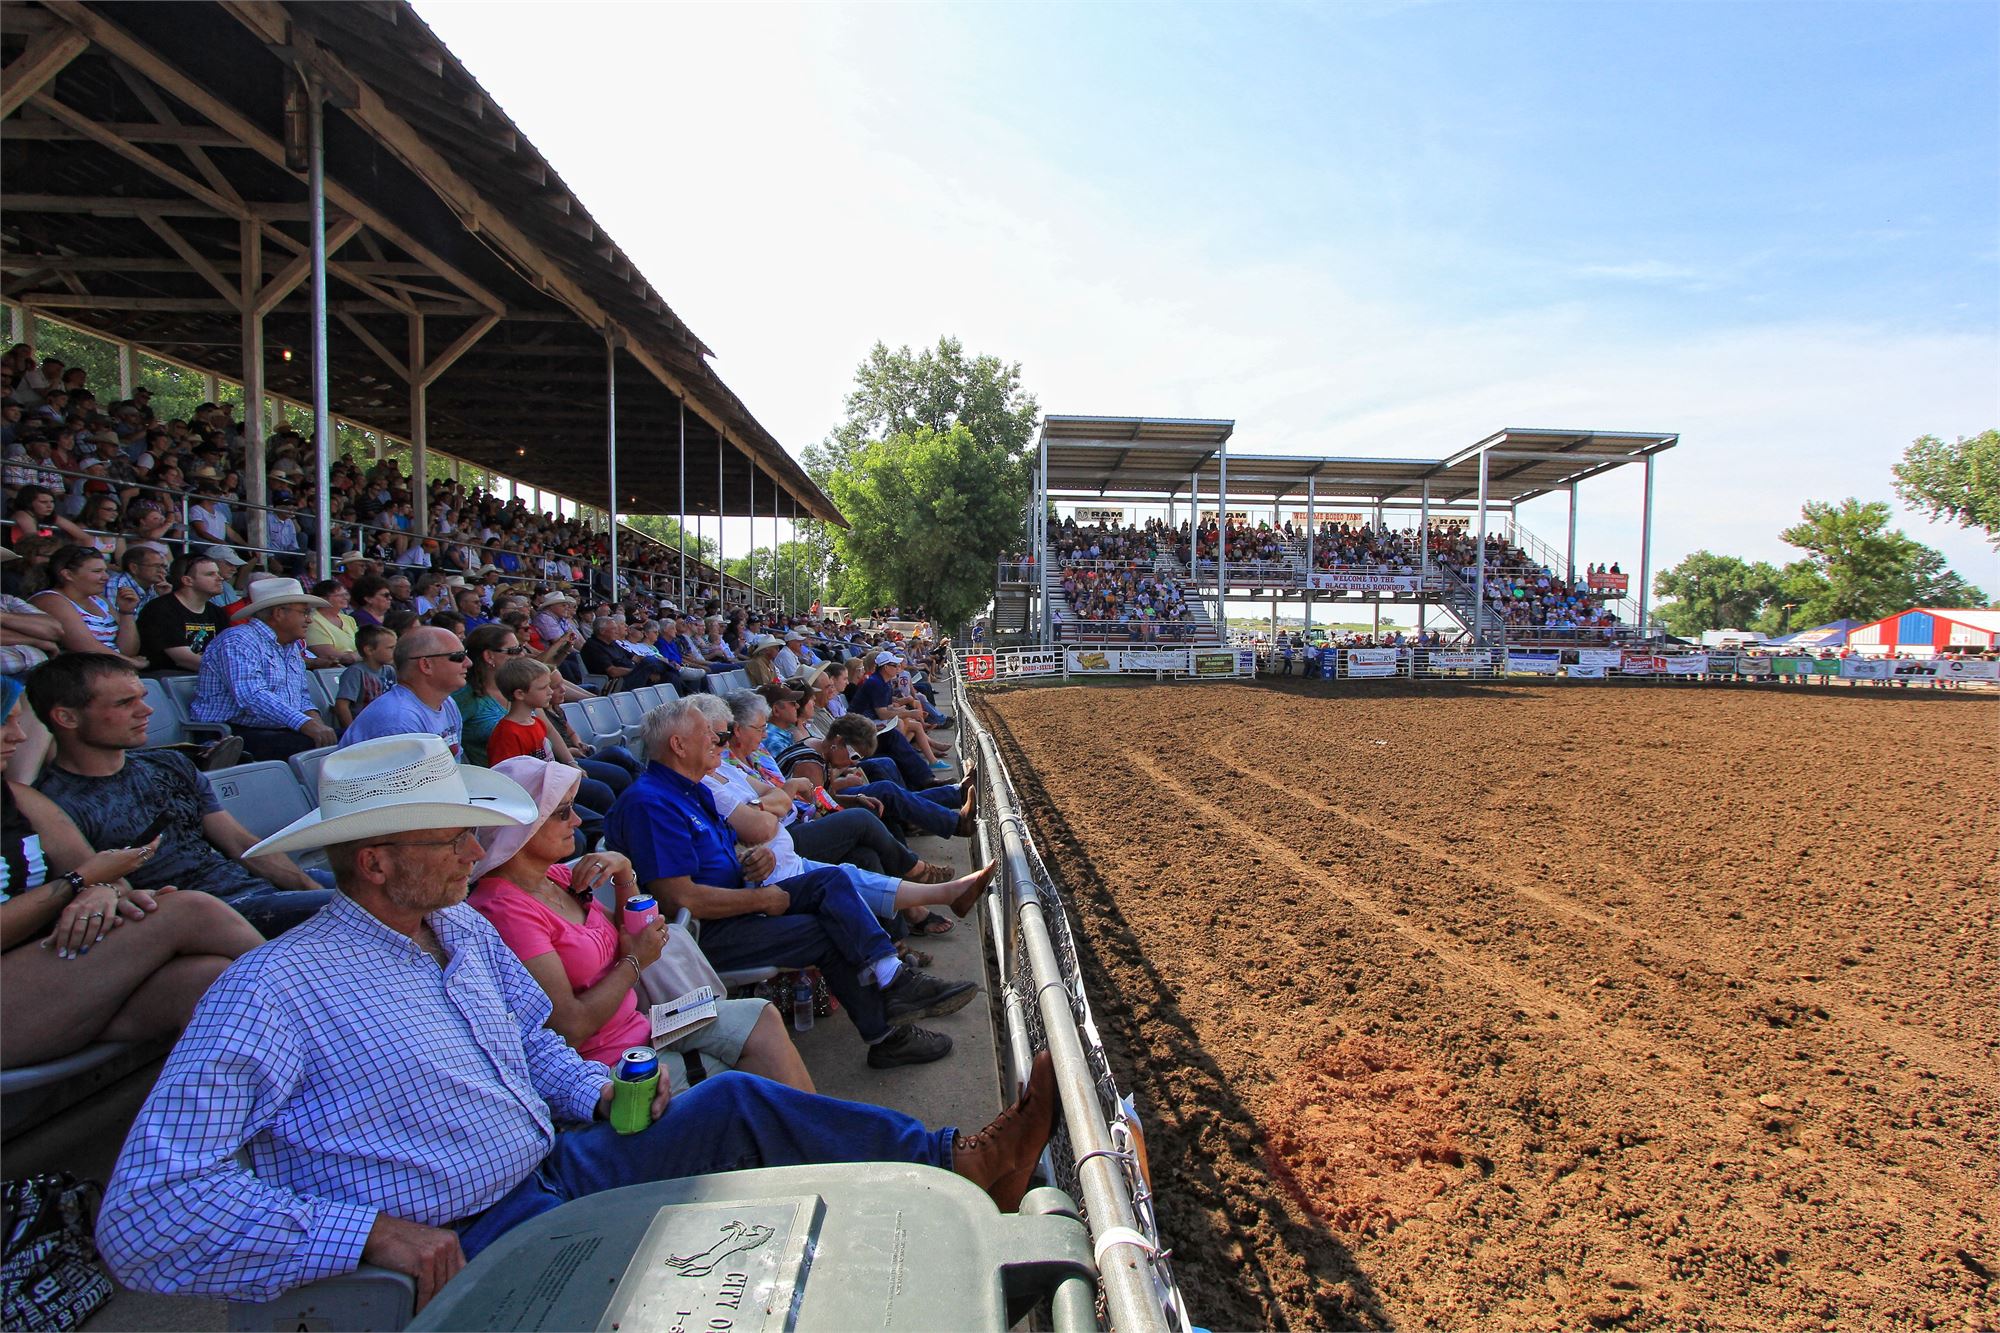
[962,653,996,683]
[1506,651,1561,675]
[1568,663,1607,678]
[1066,649,1120,674]
[1426,651,1488,672]
[1772,656,1813,676]
[1124,647,1188,672]
[1576,648,1622,671]
[1934,657,2000,681]
[1663,654,1709,675]
[1705,652,1739,674]
[1838,658,1894,680]
[1736,657,1773,677]
[1619,652,1666,674]
[1308,572,1422,593]
[1345,647,1401,678]
[998,650,1062,678]
[1318,648,1339,679]
[1192,651,1237,677]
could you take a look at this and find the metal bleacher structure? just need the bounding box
[1000,414,1676,652]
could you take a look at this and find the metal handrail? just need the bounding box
[949,659,1184,1333]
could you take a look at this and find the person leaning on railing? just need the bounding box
[30,545,146,669]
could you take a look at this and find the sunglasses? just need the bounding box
[500,645,527,656]
[412,651,471,663]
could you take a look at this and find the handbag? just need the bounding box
[636,921,726,1007]
[1,1174,113,1333]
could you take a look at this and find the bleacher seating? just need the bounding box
[288,745,338,797]
[208,760,327,873]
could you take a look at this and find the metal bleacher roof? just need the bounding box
[1039,418,1677,506]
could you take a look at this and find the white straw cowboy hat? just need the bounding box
[537,590,574,607]
[245,734,537,858]
[232,576,329,621]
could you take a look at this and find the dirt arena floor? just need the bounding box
[981,681,1998,1332]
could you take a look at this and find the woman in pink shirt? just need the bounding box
[468,756,811,1092]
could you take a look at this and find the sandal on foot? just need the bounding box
[907,910,955,936]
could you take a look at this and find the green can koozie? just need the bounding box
[610,1046,660,1135]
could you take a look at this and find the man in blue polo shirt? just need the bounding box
[606,695,974,1069]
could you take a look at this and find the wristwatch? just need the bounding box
[57,870,87,902]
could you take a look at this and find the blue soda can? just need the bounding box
[623,894,659,933]
[610,1046,660,1134]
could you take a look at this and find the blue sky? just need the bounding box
[416,1,1999,591]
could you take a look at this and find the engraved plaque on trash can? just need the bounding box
[598,1196,824,1333]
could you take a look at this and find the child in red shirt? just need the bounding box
[486,656,558,764]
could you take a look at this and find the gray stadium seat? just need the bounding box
[308,668,341,714]
[561,700,602,747]
[580,697,628,748]
[161,672,202,724]
[609,691,646,741]
[226,1264,414,1331]
[288,745,338,800]
[581,672,610,695]
[208,761,314,840]
[140,677,191,747]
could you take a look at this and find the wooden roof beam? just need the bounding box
[0,28,92,118]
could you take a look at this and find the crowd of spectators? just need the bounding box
[3,342,1064,1318]
[1426,529,1621,632]
[1048,519,1194,639]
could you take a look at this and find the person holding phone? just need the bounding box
[1,674,265,1069]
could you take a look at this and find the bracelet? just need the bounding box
[621,953,643,984]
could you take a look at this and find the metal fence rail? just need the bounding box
[949,661,1189,1333]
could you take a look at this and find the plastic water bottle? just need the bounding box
[792,973,814,1032]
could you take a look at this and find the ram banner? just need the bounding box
[1506,651,1562,675]
[999,650,1062,678]
[1345,647,1401,678]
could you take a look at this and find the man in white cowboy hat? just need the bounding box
[188,577,337,762]
[96,734,1060,1310]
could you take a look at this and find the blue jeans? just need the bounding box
[875,726,940,790]
[789,808,917,877]
[852,781,959,840]
[220,884,333,937]
[698,867,896,1042]
[454,1071,953,1260]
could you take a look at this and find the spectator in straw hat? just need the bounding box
[189,577,337,762]
[95,733,1059,1308]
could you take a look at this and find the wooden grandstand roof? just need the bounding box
[0,0,839,525]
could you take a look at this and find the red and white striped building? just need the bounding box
[1845,607,2000,658]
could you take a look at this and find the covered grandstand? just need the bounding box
[1014,414,1678,647]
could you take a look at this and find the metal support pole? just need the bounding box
[676,400,687,603]
[747,463,757,608]
[717,440,726,605]
[1473,452,1490,645]
[1419,479,1430,640]
[1217,443,1229,634]
[1304,476,1316,643]
[116,343,134,400]
[1037,434,1050,641]
[307,81,333,580]
[605,333,619,599]
[1637,454,1655,638]
[239,220,267,557]
[409,313,428,537]
[1566,484,1578,585]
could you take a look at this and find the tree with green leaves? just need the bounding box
[623,515,719,567]
[1893,430,1999,549]
[1764,498,1985,628]
[804,337,1039,480]
[827,424,1029,627]
[1650,550,1782,636]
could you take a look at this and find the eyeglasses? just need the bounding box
[372,829,481,854]
[411,650,470,663]
[550,802,576,822]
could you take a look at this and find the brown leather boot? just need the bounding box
[907,860,956,884]
[952,1051,1057,1212]
[955,771,979,838]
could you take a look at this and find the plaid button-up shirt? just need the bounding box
[97,892,609,1301]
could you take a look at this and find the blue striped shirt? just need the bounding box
[190,617,315,731]
[96,891,610,1301]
